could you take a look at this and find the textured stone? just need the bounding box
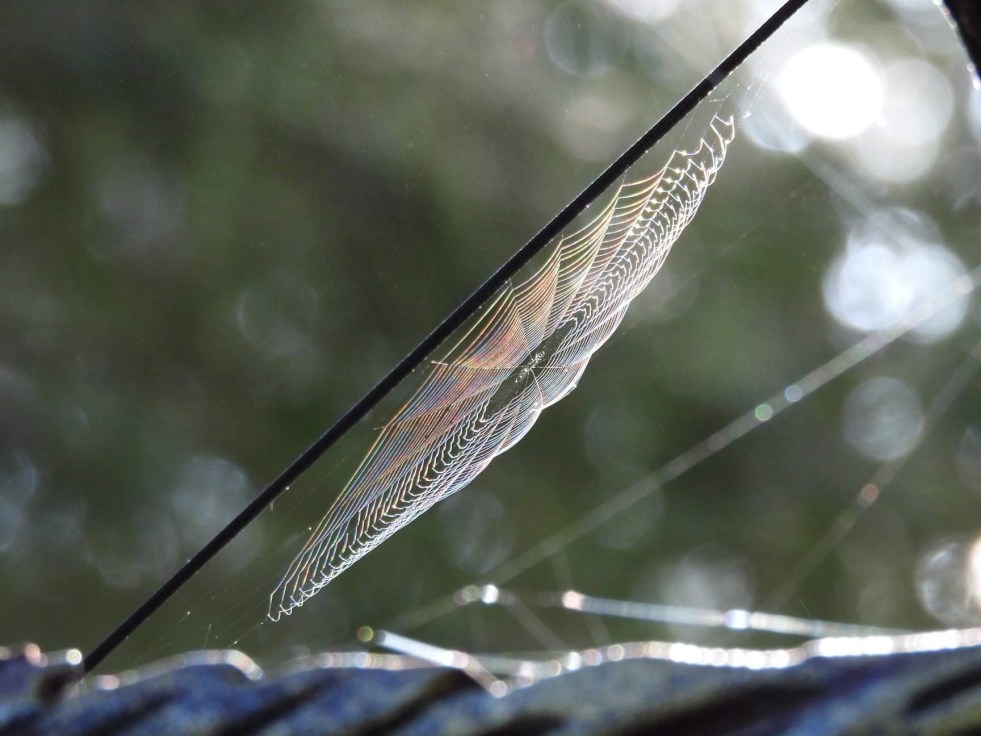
[5,643,981,734]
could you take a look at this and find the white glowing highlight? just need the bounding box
[777,43,883,140]
[605,0,681,23]
[822,210,969,342]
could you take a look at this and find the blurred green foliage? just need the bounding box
[0,0,979,671]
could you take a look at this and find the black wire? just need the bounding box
[83,0,811,674]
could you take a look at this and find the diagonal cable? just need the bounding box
[83,0,812,674]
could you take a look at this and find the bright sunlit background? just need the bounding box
[0,0,980,671]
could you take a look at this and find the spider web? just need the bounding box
[346,0,981,684]
[269,117,736,621]
[98,0,981,677]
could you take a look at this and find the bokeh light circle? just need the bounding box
[842,376,923,462]
[777,43,883,140]
[822,209,969,342]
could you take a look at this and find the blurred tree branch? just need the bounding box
[945,0,981,70]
